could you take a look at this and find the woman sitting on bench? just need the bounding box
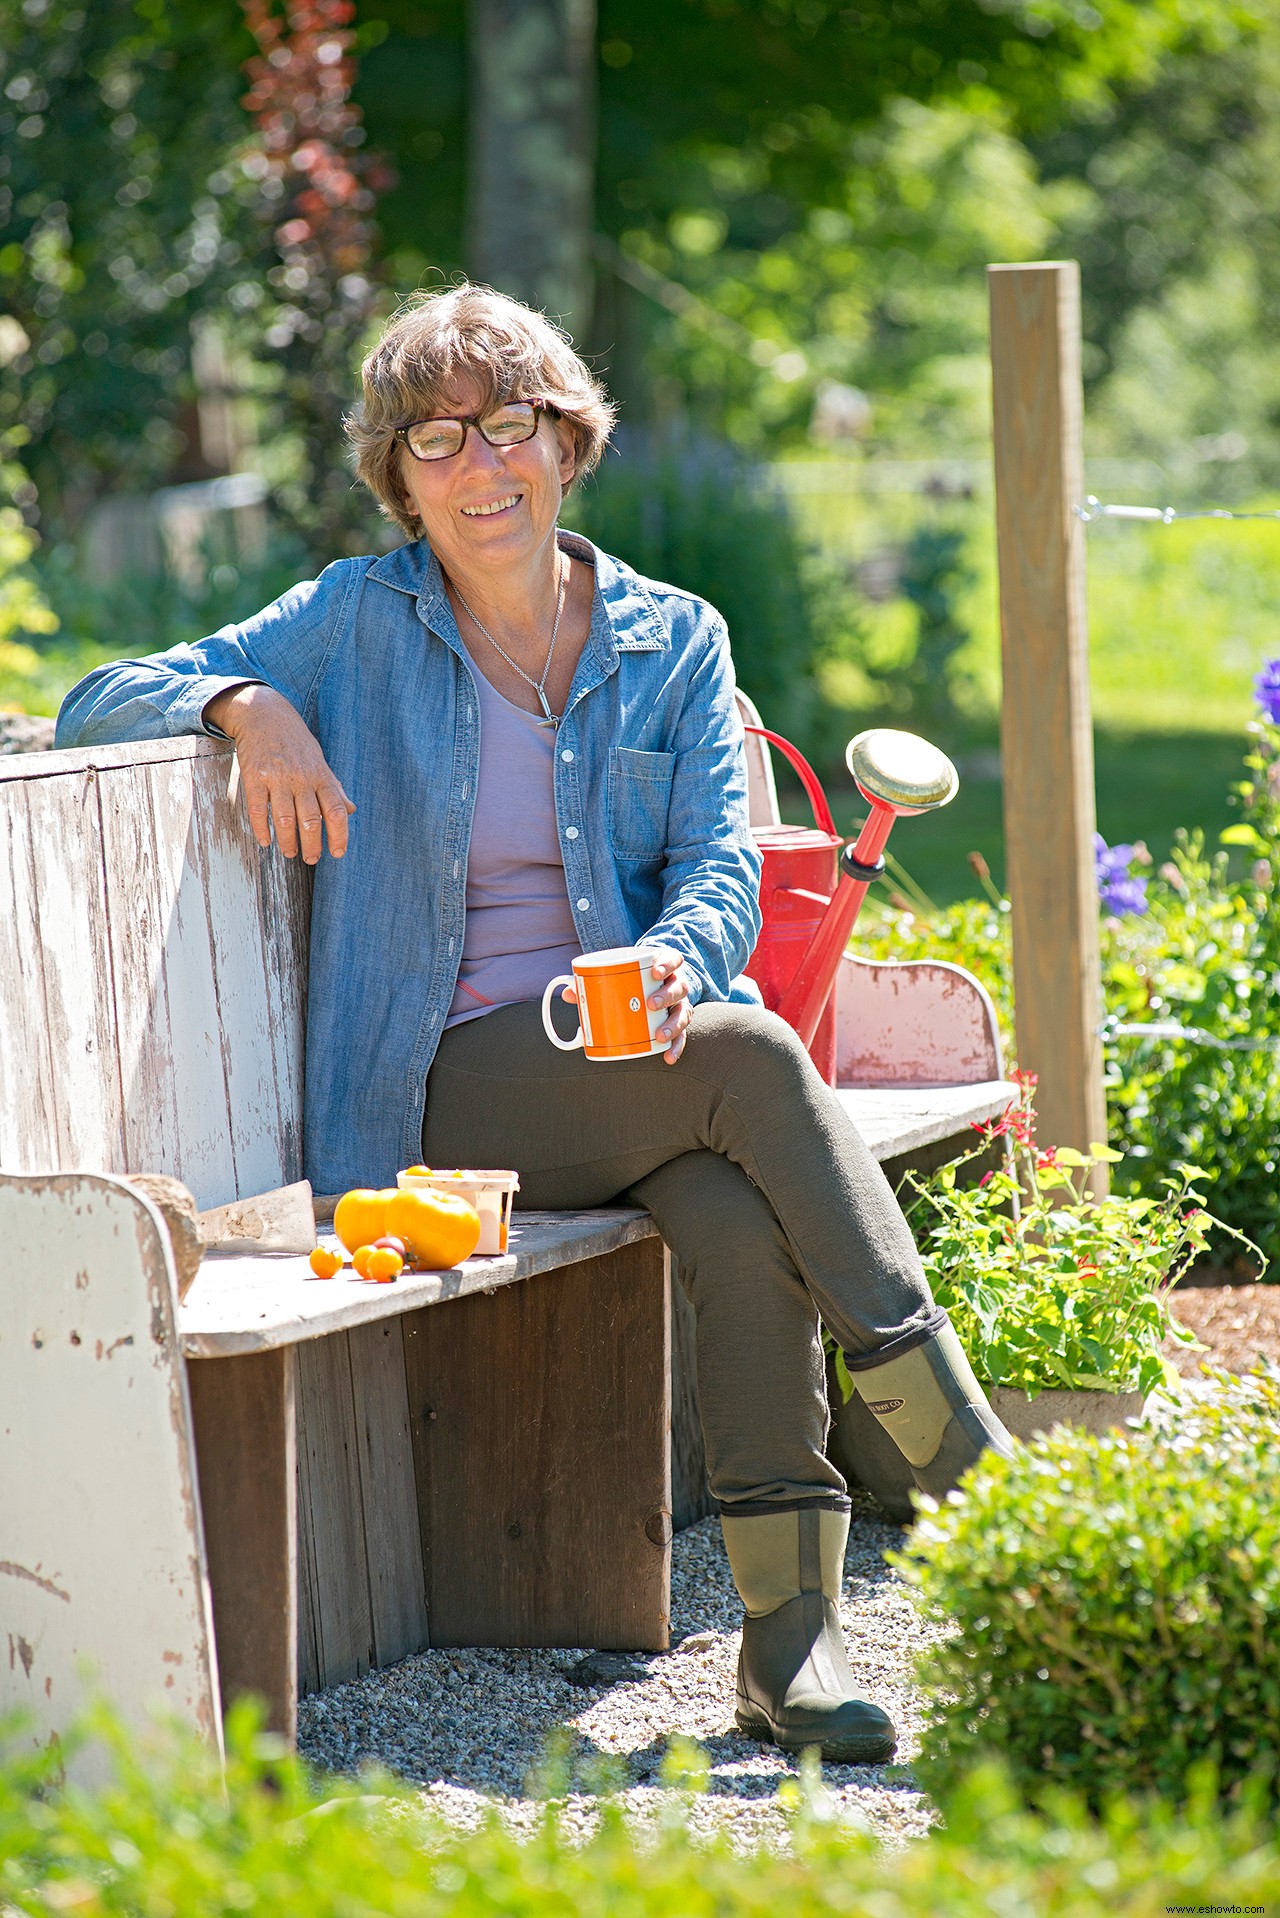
[57,283,1012,1766]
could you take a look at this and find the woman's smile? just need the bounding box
[460,493,522,518]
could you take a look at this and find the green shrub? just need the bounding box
[4,1702,1280,1916]
[900,1371,1280,1812]
[4,533,314,719]
[564,435,864,755]
[0,508,59,712]
[858,722,1280,1272]
[1104,816,1280,1276]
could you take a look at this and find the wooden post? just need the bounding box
[988,262,1108,1182]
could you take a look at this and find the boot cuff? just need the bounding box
[843,1304,949,1370]
[718,1494,851,1518]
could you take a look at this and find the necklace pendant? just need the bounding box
[538,712,560,730]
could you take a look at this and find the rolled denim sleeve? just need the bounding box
[54,561,360,749]
[644,614,762,1002]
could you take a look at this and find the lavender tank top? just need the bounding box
[445,645,581,1028]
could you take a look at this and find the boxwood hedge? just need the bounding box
[3,1704,1280,1917]
[899,1371,1280,1809]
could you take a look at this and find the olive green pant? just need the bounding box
[423,999,933,1512]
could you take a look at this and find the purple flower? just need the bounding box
[1093,833,1148,916]
[1254,658,1280,724]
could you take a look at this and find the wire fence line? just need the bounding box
[1102,1018,1280,1054]
[1078,496,1280,526]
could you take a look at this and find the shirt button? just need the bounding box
[576,897,590,912]
[561,749,574,763]
[564,826,579,841]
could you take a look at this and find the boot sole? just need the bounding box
[735,1707,896,1766]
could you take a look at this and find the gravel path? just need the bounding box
[297,1495,940,1848]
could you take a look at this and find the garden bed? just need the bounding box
[1165,1282,1280,1377]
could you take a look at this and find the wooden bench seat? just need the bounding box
[1,730,1013,1759]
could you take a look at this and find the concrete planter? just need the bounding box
[987,1384,1146,1442]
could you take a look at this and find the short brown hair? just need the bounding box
[346,284,616,539]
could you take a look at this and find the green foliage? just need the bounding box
[1037,12,1280,499]
[858,706,1280,1271]
[0,0,256,532]
[1105,820,1280,1274]
[358,0,1259,429]
[5,1699,1280,1913]
[900,1372,1280,1810]
[1,534,311,719]
[564,436,860,746]
[887,520,976,721]
[607,99,1083,452]
[902,1078,1217,1394]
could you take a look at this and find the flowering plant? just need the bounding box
[898,1074,1254,1397]
[1093,832,1149,917]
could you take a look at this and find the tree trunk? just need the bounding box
[467,0,596,339]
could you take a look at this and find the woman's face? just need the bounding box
[396,374,577,576]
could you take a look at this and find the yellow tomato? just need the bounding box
[333,1187,398,1254]
[384,1187,481,1269]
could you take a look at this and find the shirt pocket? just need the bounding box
[607,747,677,861]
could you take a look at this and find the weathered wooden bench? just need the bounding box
[0,731,1012,1757]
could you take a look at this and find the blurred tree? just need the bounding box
[0,0,255,532]
[238,0,395,555]
[468,0,596,334]
[1033,13,1280,498]
[355,0,1260,405]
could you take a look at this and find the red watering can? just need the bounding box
[743,726,959,1084]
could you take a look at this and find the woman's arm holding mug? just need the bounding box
[642,614,763,1018]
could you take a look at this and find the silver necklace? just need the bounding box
[452,558,567,729]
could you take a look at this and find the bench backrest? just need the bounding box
[0,723,1000,1210]
[0,738,308,1211]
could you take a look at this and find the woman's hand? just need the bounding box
[647,950,692,1064]
[203,682,355,864]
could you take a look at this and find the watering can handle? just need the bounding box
[743,726,838,839]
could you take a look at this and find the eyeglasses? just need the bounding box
[394,400,556,463]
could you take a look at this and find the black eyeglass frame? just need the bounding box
[393,399,560,463]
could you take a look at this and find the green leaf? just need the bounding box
[1218,824,1268,851]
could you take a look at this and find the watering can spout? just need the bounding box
[846,728,959,816]
[771,728,959,1060]
[742,722,958,1078]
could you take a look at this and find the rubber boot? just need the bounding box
[721,1506,897,1764]
[844,1306,1015,1500]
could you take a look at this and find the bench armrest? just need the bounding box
[835,950,1004,1088]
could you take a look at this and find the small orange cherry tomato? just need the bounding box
[366,1245,404,1283]
[352,1243,376,1279]
[309,1245,342,1280]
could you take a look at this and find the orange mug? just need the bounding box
[541,945,668,1061]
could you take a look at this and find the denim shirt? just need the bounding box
[56,531,764,1193]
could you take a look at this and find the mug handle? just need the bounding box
[541,974,584,1050]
